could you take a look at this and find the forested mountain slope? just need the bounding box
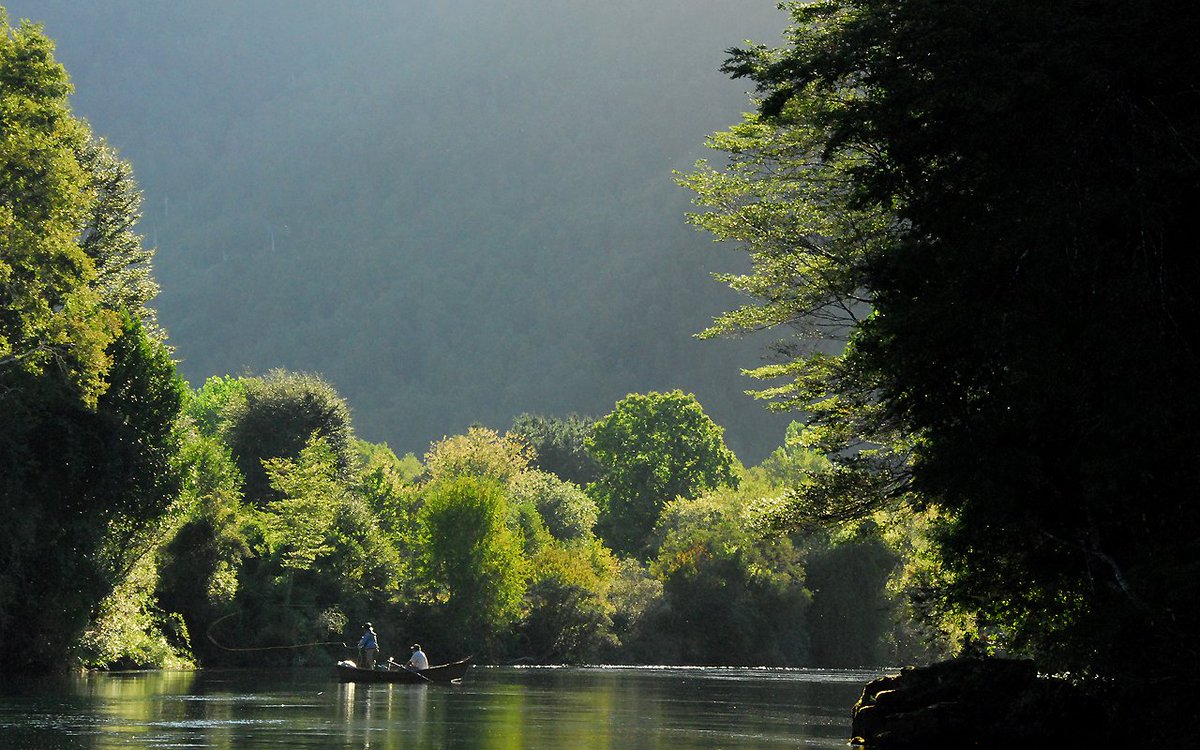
[8,0,790,459]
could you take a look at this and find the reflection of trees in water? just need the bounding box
[2,668,863,748]
[338,681,430,748]
[81,670,198,737]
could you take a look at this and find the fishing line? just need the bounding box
[205,611,349,652]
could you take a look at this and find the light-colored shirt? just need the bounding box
[407,649,429,670]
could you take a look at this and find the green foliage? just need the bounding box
[603,558,663,653]
[520,538,619,662]
[423,425,533,484]
[872,506,959,661]
[154,432,251,665]
[77,137,160,334]
[508,470,598,543]
[323,494,406,605]
[0,14,118,406]
[91,313,185,528]
[679,75,908,531]
[221,369,355,504]
[637,486,811,665]
[588,391,739,558]
[77,541,192,671]
[510,413,601,486]
[691,0,1200,679]
[260,437,345,571]
[184,374,247,437]
[356,439,421,484]
[255,434,407,602]
[0,18,183,672]
[1,313,183,670]
[414,476,529,655]
[353,439,420,542]
[175,427,406,666]
[756,421,831,488]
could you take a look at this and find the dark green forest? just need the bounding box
[4,1,1200,742]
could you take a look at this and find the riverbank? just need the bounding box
[850,657,1112,748]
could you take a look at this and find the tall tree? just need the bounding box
[1,312,183,670]
[587,391,738,558]
[414,476,529,655]
[688,0,1200,680]
[77,137,160,332]
[0,14,118,405]
[1,15,183,671]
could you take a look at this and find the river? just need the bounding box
[0,665,881,749]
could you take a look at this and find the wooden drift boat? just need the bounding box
[335,656,472,684]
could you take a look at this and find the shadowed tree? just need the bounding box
[220,369,354,504]
[510,413,601,487]
[686,0,1200,684]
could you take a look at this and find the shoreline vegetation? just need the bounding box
[4,2,1197,746]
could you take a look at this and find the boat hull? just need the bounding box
[335,657,471,684]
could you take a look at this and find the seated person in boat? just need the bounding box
[406,643,429,670]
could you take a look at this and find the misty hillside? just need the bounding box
[7,0,791,460]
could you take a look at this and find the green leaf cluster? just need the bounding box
[587,390,739,558]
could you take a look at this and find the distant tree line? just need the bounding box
[90,368,927,669]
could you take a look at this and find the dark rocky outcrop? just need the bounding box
[850,657,1108,748]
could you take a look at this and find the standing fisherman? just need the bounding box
[358,623,379,669]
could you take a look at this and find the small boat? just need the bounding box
[335,656,472,684]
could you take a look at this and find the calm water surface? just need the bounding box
[0,665,881,749]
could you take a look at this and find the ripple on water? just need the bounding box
[497,664,889,684]
[147,719,289,728]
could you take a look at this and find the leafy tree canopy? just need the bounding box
[423,425,533,484]
[0,13,118,406]
[755,421,831,489]
[508,470,598,544]
[220,369,355,504]
[587,390,738,558]
[414,475,529,654]
[1,14,181,671]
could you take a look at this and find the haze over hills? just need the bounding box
[7,1,792,461]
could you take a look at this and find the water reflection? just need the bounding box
[0,666,871,749]
[338,681,431,748]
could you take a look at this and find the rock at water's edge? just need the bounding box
[849,657,1107,748]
